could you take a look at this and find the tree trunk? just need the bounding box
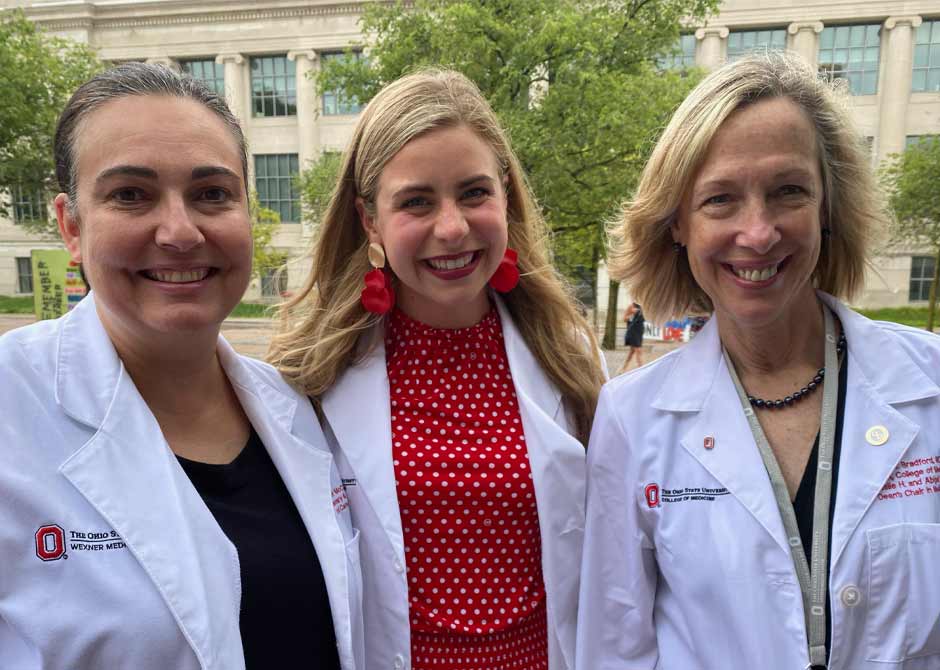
[602,279,620,350]
[927,245,940,333]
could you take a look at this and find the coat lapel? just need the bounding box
[321,337,403,555]
[496,298,584,670]
[56,297,242,670]
[218,342,359,670]
[823,296,939,566]
[654,317,794,553]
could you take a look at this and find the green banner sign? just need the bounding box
[31,250,87,320]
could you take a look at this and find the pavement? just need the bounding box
[0,313,684,373]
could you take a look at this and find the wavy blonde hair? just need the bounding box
[268,69,604,444]
[608,51,890,323]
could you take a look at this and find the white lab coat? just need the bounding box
[322,298,595,670]
[0,294,364,670]
[577,293,940,670]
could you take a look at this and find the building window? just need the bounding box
[11,185,46,224]
[261,265,288,297]
[16,257,33,294]
[658,34,697,69]
[910,255,937,302]
[180,58,225,95]
[255,154,300,223]
[913,19,940,92]
[818,24,881,95]
[250,55,296,117]
[321,52,364,116]
[726,28,787,62]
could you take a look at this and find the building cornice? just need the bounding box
[23,1,367,31]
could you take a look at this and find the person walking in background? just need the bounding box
[621,301,645,371]
[268,69,606,670]
[578,52,940,670]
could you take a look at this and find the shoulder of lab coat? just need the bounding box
[577,292,940,669]
[0,294,363,670]
[322,297,587,670]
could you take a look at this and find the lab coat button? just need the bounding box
[840,585,862,607]
[394,557,405,573]
[393,653,406,669]
[866,425,889,446]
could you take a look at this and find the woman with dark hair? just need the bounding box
[0,63,362,670]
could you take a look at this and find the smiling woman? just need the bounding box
[0,63,362,670]
[579,51,940,670]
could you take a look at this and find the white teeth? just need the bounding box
[733,264,779,282]
[427,253,474,271]
[146,269,210,283]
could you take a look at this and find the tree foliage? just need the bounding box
[0,10,101,231]
[297,151,344,229]
[311,0,715,290]
[882,137,940,331]
[250,191,285,281]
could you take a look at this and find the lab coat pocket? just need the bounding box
[865,523,940,663]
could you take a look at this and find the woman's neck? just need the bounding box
[718,297,826,377]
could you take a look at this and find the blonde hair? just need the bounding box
[268,69,604,444]
[608,51,890,323]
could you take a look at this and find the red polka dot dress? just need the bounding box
[386,307,549,670]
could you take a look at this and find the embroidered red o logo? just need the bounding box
[645,484,660,508]
[36,525,66,561]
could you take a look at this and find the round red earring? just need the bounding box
[489,248,520,293]
[361,243,395,314]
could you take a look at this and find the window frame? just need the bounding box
[250,54,297,118]
[726,28,788,62]
[254,153,301,223]
[15,257,33,294]
[11,184,47,224]
[913,19,940,93]
[320,51,365,116]
[180,58,226,96]
[658,34,697,70]
[818,23,882,96]
[909,255,937,302]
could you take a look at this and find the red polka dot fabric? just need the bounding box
[386,307,548,670]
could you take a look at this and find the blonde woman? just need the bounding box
[577,52,940,669]
[269,69,606,670]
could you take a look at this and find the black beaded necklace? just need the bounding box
[747,333,847,410]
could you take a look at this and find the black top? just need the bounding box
[792,357,848,668]
[177,429,341,670]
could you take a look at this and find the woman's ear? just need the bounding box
[356,197,381,244]
[55,193,82,263]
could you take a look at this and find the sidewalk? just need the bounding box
[0,313,685,371]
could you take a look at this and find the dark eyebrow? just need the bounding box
[95,165,240,183]
[192,166,240,181]
[95,165,157,182]
[458,174,496,189]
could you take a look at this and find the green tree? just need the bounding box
[310,0,714,346]
[297,151,343,229]
[882,137,940,332]
[250,191,286,283]
[0,10,101,233]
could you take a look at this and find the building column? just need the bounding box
[876,16,922,163]
[287,49,320,170]
[695,26,729,70]
[216,53,247,122]
[787,21,823,68]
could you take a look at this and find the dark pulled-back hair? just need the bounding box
[53,61,248,209]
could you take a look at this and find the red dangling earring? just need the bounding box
[361,242,395,314]
[488,248,519,293]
